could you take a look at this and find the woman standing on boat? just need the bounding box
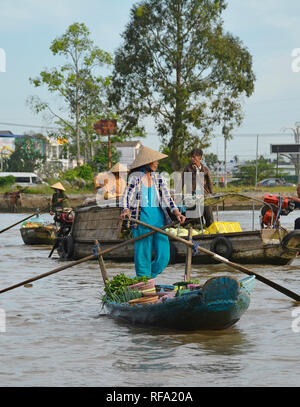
[120,146,186,278]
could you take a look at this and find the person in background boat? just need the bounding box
[4,185,26,213]
[49,182,70,215]
[94,162,128,200]
[288,184,300,229]
[180,148,214,228]
[120,146,186,278]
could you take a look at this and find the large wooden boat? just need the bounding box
[20,225,57,245]
[57,194,300,265]
[104,275,256,331]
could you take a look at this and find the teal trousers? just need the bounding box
[132,226,170,278]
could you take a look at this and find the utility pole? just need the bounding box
[283,123,300,184]
[255,134,259,186]
[222,125,231,187]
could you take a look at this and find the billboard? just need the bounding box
[0,135,15,157]
[0,135,46,158]
[271,144,300,154]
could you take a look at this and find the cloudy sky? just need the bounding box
[0,0,300,161]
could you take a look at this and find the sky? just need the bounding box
[1,0,300,162]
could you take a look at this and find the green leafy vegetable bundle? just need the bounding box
[102,273,150,303]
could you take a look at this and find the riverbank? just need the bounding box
[0,193,93,213]
[0,191,274,213]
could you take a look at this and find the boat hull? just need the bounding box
[20,226,56,245]
[61,205,300,265]
[71,231,297,265]
[104,276,254,331]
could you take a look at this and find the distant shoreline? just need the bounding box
[0,192,265,213]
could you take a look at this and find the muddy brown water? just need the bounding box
[0,211,300,387]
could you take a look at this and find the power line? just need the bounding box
[0,123,295,138]
[0,121,59,130]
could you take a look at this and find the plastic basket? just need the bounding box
[206,221,242,234]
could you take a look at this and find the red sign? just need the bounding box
[93,119,117,135]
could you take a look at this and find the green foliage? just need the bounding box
[158,145,190,174]
[0,175,15,187]
[74,164,93,181]
[204,153,220,172]
[28,22,113,165]
[233,156,288,185]
[102,287,142,304]
[102,273,150,303]
[109,0,255,170]
[59,164,93,182]
[4,137,44,172]
[22,185,53,194]
[91,142,121,172]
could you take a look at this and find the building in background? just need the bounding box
[46,137,77,171]
[0,130,76,173]
[115,140,142,168]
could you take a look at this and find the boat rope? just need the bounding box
[273,197,282,229]
[192,240,199,256]
[93,241,101,258]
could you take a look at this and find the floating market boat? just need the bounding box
[56,192,300,265]
[20,213,57,245]
[103,274,256,331]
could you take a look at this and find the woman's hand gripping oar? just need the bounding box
[0,222,177,295]
[127,217,300,302]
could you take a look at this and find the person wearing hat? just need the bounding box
[49,182,70,215]
[94,162,128,200]
[120,146,186,278]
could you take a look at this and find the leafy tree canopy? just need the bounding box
[4,136,44,172]
[233,156,288,185]
[109,0,255,170]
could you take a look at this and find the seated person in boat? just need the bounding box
[120,146,186,279]
[180,148,214,228]
[49,182,70,215]
[94,162,128,200]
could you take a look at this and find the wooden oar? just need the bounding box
[0,223,176,295]
[95,240,109,285]
[128,217,300,302]
[0,207,48,234]
[184,227,193,281]
[48,239,58,258]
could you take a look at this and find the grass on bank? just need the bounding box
[213,185,296,194]
[0,184,95,195]
[0,183,297,196]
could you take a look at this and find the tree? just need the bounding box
[233,156,287,186]
[4,136,44,172]
[92,141,121,172]
[28,22,113,165]
[109,0,255,170]
[204,152,219,172]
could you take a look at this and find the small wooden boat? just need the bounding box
[104,275,256,331]
[20,224,57,245]
[57,196,300,265]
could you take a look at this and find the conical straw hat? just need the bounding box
[130,146,167,170]
[50,182,66,191]
[110,162,129,173]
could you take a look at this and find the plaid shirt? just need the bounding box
[122,171,178,229]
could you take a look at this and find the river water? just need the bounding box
[0,210,300,388]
